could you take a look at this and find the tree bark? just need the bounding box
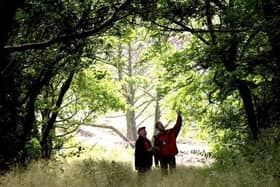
[41,71,75,158]
[262,0,280,125]
[153,91,161,135]
[236,79,258,140]
[125,41,137,140]
[221,7,259,139]
[126,110,137,141]
[0,0,25,170]
[262,0,280,66]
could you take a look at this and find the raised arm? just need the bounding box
[173,111,182,137]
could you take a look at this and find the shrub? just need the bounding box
[25,138,41,160]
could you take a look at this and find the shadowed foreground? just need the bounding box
[0,158,278,187]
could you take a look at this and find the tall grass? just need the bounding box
[0,160,278,187]
[0,145,279,187]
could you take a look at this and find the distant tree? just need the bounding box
[100,27,160,140]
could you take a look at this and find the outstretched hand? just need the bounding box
[176,110,181,116]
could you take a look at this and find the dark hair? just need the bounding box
[137,127,145,134]
[155,121,161,129]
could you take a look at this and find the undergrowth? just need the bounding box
[1,128,280,187]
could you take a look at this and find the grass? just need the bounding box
[0,146,279,187]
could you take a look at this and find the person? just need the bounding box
[153,111,182,174]
[134,126,153,174]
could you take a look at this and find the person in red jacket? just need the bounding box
[153,111,182,174]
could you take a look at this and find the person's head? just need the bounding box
[137,127,147,137]
[155,121,165,131]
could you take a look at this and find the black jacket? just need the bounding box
[134,136,153,171]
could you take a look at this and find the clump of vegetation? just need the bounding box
[212,127,280,180]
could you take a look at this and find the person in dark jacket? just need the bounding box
[154,111,182,174]
[134,127,153,174]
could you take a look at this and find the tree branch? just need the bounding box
[56,123,80,137]
[41,71,75,144]
[135,99,154,120]
[83,124,135,148]
[152,20,247,34]
[136,114,153,128]
[205,0,217,44]
[4,0,132,53]
[210,0,227,10]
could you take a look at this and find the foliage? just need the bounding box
[212,127,280,179]
[1,0,280,175]
[239,128,280,178]
[72,68,126,114]
[24,138,42,160]
[0,0,138,168]
[150,0,280,143]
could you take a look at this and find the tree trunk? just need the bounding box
[236,79,258,140]
[126,110,137,140]
[153,91,161,135]
[220,19,259,140]
[262,0,280,125]
[0,0,25,170]
[125,41,137,140]
[116,40,138,141]
[41,71,75,158]
[262,0,280,66]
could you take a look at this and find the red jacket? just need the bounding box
[154,114,182,158]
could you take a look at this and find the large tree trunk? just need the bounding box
[222,31,259,140]
[262,0,280,66]
[126,110,137,140]
[221,2,260,138]
[0,0,25,170]
[262,0,280,125]
[20,57,61,161]
[125,41,137,140]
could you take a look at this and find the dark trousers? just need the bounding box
[159,156,176,174]
[137,166,151,173]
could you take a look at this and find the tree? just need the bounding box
[140,0,280,140]
[100,27,160,140]
[0,0,135,169]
